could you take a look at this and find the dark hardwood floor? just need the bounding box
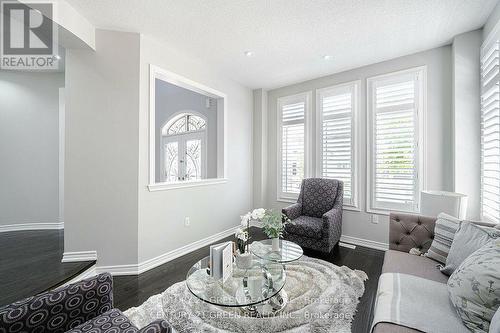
[0,229,95,307]
[114,227,385,333]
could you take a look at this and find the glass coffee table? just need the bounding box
[250,239,303,264]
[186,256,286,317]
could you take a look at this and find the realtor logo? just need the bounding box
[1,0,58,70]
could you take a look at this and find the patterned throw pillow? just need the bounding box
[448,239,500,333]
[424,213,461,264]
[441,222,500,276]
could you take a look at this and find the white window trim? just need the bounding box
[276,91,312,202]
[148,64,227,191]
[480,36,500,224]
[366,66,427,215]
[315,80,361,210]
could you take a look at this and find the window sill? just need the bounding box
[366,207,419,216]
[148,178,228,192]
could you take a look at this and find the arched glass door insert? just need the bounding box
[160,113,207,182]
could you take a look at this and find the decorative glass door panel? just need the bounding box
[164,142,179,182]
[161,132,206,182]
[185,139,202,180]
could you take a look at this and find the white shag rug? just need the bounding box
[124,257,367,333]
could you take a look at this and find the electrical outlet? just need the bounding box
[184,217,190,227]
[371,214,379,224]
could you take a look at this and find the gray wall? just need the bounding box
[452,30,482,219]
[138,34,253,263]
[64,30,140,266]
[154,80,218,181]
[0,71,64,226]
[255,46,452,245]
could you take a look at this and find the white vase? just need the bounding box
[271,237,280,252]
[235,251,253,269]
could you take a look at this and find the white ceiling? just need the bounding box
[65,0,498,90]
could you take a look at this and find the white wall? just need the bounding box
[484,0,500,40]
[452,30,482,219]
[64,29,140,266]
[256,46,452,245]
[0,71,64,227]
[253,89,268,208]
[138,35,253,263]
[154,80,218,180]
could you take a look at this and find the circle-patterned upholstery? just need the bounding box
[66,309,138,333]
[301,178,339,218]
[0,273,113,333]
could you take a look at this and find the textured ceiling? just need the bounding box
[65,0,498,89]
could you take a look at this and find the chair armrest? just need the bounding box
[138,319,173,333]
[282,203,302,220]
[389,212,437,253]
[323,207,342,225]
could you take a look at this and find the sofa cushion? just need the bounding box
[424,213,461,265]
[301,178,338,218]
[383,250,448,284]
[286,216,323,240]
[490,307,500,333]
[67,309,138,333]
[441,222,500,275]
[373,323,422,333]
[448,239,500,333]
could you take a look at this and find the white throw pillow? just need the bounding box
[441,222,500,275]
[448,239,500,332]
[491,307,500,333]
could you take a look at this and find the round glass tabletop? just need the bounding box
[250,239,303,263]
[185,256,286,307]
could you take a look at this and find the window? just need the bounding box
[367,67,425,213]
[481,41,500,223]
[161,113,207,182]
[277,92,311,200]
[317,82,359,207]
[149,64,227,191]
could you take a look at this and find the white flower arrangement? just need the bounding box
[235,228,248,242]
[235,208,289,253]
[236,208,266,253]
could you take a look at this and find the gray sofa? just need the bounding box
[373,212,452,333]
[373,213,499,332]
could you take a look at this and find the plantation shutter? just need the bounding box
[481,41,500,224]
[280,96,306,195]
[371,71,421,212]
[319,84,356,205]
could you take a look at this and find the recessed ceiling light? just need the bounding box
[323,55,333,60]
[244,51,254,57]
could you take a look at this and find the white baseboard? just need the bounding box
[96,225,240,276]
[62,250,98,262]
[0,222,64,233]
[340,235,389,251]
[61,265,97,286]
[339,241,356,249]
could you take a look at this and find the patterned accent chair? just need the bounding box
[0,273,172,333]
[282,178,343,253]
